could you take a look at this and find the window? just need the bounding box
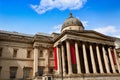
[48,77,52,80]
[13,49,18,57]
[0,67,2,76]
[0,48,2,57]
[38,67,44,76]
[49,68,53,74]
[23,67,31,78]
[39,50,43,57]
[27,50,31,58]
[10,67,18,79]
[49,51,53,58]
[119,53,120,57]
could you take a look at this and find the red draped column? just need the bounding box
[108,48,116,73]
[54,47,58,70]
[70,44,76,64]
[113,48,120,73]
[111,49,117,65]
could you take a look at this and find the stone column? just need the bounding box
[113,48,120,73]
[108,48,116,73]
[75,42,81,74]
[89,44,97,73]
[33,46,39,77]
[61,45,66,75]
[102,46,110,73]
[56,46,62,74]
[82,43,89,73]
[44,49,49,75]
[66,41,73,75]
[96,45,104,73]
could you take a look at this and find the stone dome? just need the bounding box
[61,13,84,32]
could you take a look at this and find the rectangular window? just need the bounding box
[49,51,53,58]
[13,49,18,57]
[0,48,2,57]
[0,66,2,76]
[49,68,53,74]
[39,50,43,57]
[27,50,31,58]
[23,67,31,78]
[48,77,52,80]
[38,67,44,76]
[10,67,18,79]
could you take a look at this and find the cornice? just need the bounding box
[33,42,53,49]
[53,30,115,46]
[0,32,33,43]
[33,34,54,43]
[0,30,54,44]
[0,57,33,61]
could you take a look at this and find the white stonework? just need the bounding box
[0,14,120,80]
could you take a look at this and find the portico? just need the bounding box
[54,37,120,76]
[52,13,120,77]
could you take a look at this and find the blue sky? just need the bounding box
[0,0,120,37]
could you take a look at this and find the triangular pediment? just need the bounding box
[78,30,113,40]
[54,30,115,43]
[62,30,114,41]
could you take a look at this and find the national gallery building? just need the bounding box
[0,13,120,80]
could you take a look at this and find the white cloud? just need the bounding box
[49,24,62,33]
[94,26,116,34]
[30,0,87,14]
[94,25,120,38]
[82,20,88,27]
[49,24,120,38]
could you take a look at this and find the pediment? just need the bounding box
[54,30,115,46]
[79,30,113,40]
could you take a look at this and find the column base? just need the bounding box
[67,73,74,76]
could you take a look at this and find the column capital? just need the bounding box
[33,46,39,49]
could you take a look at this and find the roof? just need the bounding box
[61,13,84,30]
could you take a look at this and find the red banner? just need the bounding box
[70,44,76,64]
[111,49,117,65]
[54,47,58,70]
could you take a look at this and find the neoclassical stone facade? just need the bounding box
[0,13,120,80]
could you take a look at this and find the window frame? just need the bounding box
[27,50,31,58]
[10,67,18,79]
[49,51,53,58]
[0,66,2,76]
[0,48,2,57]
[23,67,31,78]
[39,50,43,57]
[13,49,18,57]
[49,67,54,74]
[38,67,44,76]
